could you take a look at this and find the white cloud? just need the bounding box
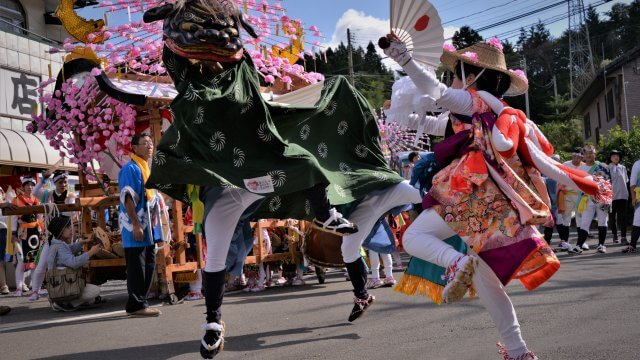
[323,9,396,69]
[444,26,459,42]
[323,10,459,71]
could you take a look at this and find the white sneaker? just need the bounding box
[28,292,39,301]
[581,243,590,250]
[365,278,383,289]
[558,241,572,251]
[568,246,583,255]
[597,244,607,253]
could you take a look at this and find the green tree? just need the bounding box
[452,26,483,49]
[598,117,640,169]
[539,118,584,161]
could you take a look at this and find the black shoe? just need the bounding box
[348,295,375,322]
[316,269,326,284]
[313,208,358,236]
[621,246,637,254]
[621,238,629,245]
[200,321,225,359]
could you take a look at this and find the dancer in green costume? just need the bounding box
[143,1,420,358]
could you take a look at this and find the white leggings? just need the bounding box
[403,209,529,357]
[204,188,264,273]
[579,199,608,230]
[369,250,392,279]
[341,181,421,263]
[13,243,30,291]
[557,192,581,227]
[633,205,640,227]
[30,242,50,292]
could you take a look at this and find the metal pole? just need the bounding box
[347,28,355,86]
[602,43,609,123]
[522,56,530,118]
[553,75,559,114]
[621,65,630,131]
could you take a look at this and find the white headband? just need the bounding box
[21,176,36,185]
[53,173,68,183]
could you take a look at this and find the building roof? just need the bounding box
[569,46,640,115]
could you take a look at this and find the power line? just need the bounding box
[443,0,525,25]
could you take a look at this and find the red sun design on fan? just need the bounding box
[414,15,430,31]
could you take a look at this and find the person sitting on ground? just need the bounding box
[46,216,104,312]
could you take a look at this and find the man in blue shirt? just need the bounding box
[119,133,162,317]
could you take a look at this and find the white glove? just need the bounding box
[383,40,412,67]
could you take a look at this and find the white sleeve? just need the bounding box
[66,192,77,205]
[422,113,449,137]
[32,179,47,200]
[436,88,474,115]
[630,162,640,187]
[402,60,448,98]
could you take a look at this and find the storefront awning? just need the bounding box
[0,128,75,170]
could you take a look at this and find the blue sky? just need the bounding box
[81,0,632,61]
[281,0,632,49]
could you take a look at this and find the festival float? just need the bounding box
[9,0,338,300]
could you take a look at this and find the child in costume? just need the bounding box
[381,34,609,359]
[142,1,419,358]
[10,176,43,296]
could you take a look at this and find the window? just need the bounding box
[0,0,26,35]
[606,89,615,122]
[595,127,600,144]
[584,112,591,139]
[596,102,602,128]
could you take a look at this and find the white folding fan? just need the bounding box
[390,0,444,68]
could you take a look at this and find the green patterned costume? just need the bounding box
[147,47,403,216]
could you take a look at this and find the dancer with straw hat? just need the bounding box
[380,34,610,359]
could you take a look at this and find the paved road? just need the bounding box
[1,242,639,360]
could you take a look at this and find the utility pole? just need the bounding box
[553,75,559,114]
[521,56,530,118]
[347,28,355,85]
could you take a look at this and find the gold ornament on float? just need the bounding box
[56,0,105,44]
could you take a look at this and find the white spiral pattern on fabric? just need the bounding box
[323,101,337,116]
[355,145,369,158]
[300,124,310,140]
[269,196,282,212]
[209,131,226,151]
[304,199,311,215]
[268,170,286,187]
[233,147,245,167]
[317,143,328,158]
[154,151,166,166]
[258,123,273,142]
[337,121,348,135]
[194,106,204,124]
[185,82,200,101]
[169,130,180,150]
[339,162,352,174]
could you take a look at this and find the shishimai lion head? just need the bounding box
[143,0,258,62]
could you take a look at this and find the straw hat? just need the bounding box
[440,41,528,96]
